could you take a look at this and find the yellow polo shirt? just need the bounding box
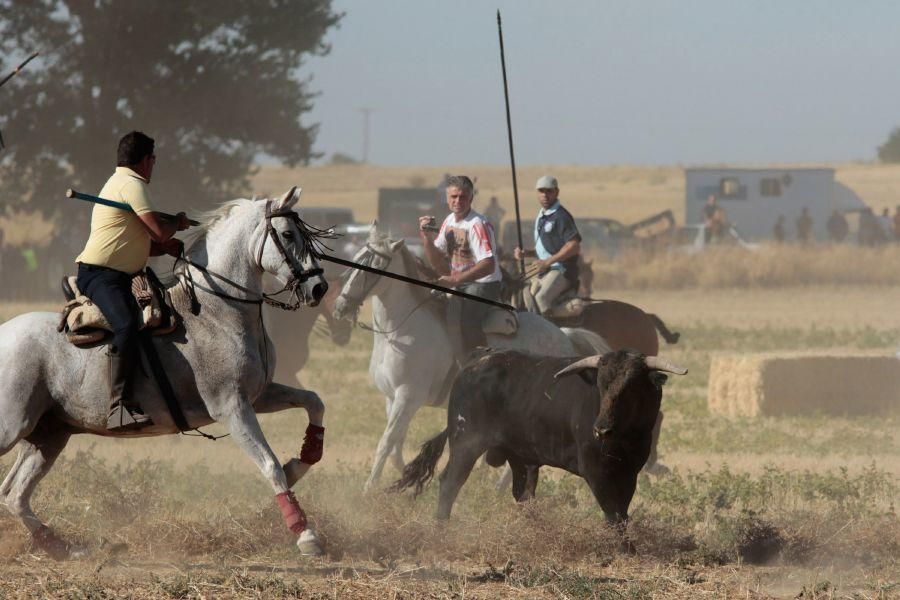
[76,167,156,274]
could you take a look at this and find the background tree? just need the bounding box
[877,127,900,163]
[0,0,342,227]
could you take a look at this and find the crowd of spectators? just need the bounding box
[771,205,900,245]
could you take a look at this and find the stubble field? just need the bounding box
[1,164,899,598]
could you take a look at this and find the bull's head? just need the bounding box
[554,350,687,440]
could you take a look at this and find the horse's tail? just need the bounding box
[648,313,680,344]
[391,428,449,497]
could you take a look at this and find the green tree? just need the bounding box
[877,127,900,163]
[0,1,342,224]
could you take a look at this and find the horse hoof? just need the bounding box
[68,543,92,559]
[619,539,637,555]
[32,525,71,561]
[296,529,324,557]
[643,461,670,476]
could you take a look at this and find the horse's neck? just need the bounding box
[182,223,264,322]
[370,255,432,330]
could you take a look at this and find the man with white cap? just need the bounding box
[514,175,582,315]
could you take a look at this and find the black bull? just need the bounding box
[394,349,687,532]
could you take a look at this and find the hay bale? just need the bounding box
[708,352,900,418]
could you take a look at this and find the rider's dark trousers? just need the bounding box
[76,262,141,371]
[448,281,501,359]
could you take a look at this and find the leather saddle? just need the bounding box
[57,268,179,346]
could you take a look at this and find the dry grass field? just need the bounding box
[1,164,899,598]
[250,162,900,226]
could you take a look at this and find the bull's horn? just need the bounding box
[644,356,688,375]
[554,355,603,379]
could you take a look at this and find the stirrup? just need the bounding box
[107,404,153,431]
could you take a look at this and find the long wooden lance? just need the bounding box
[320,254,514,311]
[65,187,509,310]
[65,188,201,226]
[0,51,39,89]
[0,51,39,149]
[496,11,525,276]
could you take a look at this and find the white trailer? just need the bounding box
[684,167,867,241]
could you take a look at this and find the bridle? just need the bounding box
[337,242,393,314]
[337,241,438,336]
[179,199,331,312]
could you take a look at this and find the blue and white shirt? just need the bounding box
[534,201,581,282]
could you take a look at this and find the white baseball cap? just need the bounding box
[535,175,558,190]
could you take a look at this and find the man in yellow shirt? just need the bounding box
[76,131,190,430]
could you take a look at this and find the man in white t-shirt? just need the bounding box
[419,175,501,357]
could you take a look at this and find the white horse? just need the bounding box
[332,230,609,490]
[0,188,330,558]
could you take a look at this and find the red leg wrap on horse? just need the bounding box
[299,423,325,465]
[275,490,307,534]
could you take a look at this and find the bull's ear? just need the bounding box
[649,372,668,388]
[554,355,603,379]
[644,356,687,375]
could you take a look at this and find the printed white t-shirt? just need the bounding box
[433,210,502,283]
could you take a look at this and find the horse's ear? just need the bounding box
[389,238,405,252]
[275,186,301,211]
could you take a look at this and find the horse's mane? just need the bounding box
[180,197,258,252]
[367,230,432,304]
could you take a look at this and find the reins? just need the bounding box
[337,243,439,337]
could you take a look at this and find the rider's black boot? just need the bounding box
[106,350,152,431]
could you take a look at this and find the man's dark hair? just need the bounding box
[117,131,155,166]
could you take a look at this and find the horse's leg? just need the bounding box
[495,463,513,493]
[212,398,323,555]
[0,445,28,498]
[2,429,72,560]
[383,394,407,471]
[365,387,420,492]
[253,382,325,488]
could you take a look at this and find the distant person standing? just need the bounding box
[879,208,892,242]
[703,194,718,244]
[858,208,880,246]
[773,215,786,243]
[796,207,813,244]
[483,196,506,239]
[826,209,849,243]
[893,205,900,242]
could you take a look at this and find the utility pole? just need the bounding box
[359,107,373,163]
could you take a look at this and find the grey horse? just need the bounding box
[332,229,610,490]
[0,188,330,558]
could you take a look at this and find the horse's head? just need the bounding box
[332,224,404,321]
[255,187,329,308]
[319,281,353,345]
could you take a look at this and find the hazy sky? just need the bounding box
[301,1,900,167]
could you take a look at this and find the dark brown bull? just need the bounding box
[394,349,686,546]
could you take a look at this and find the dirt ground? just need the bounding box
[1,275,899,595]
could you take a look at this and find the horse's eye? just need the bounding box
[281,230,294,240]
